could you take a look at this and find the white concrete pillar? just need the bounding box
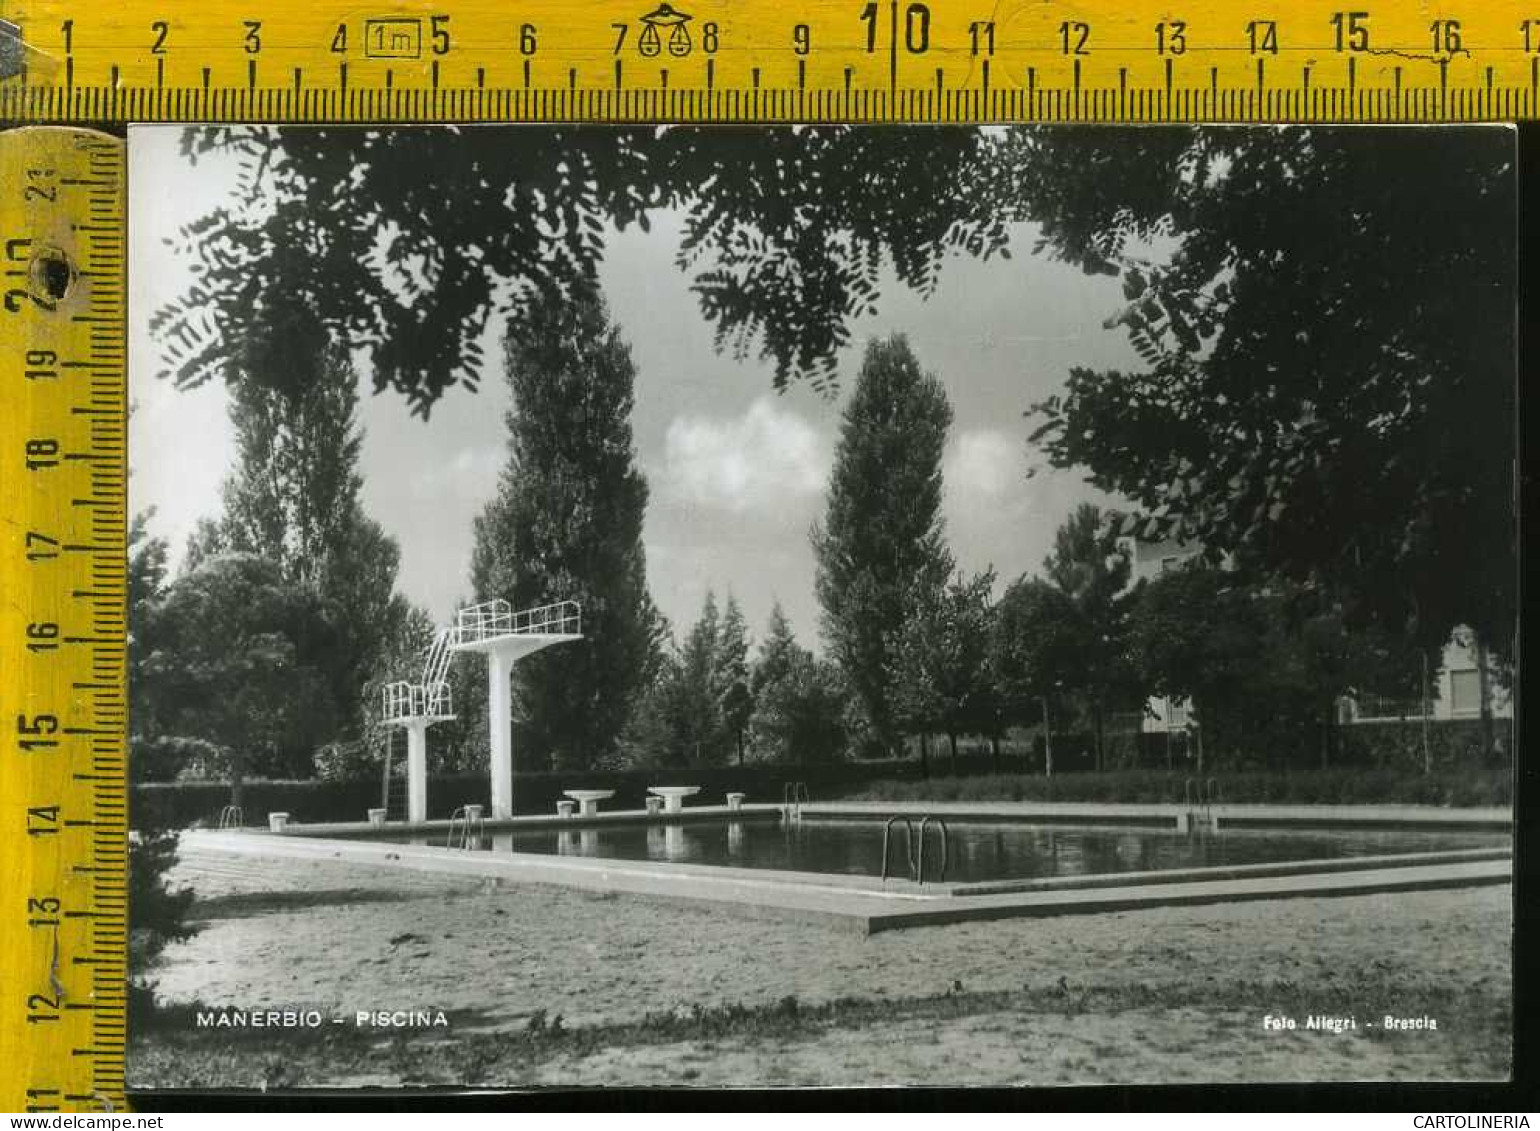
[488,649,514,820]
[406,721,429,824]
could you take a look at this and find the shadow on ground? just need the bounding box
[189,888,428,921]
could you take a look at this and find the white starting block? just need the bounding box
[563,789,616,818]
[647,785,701,814]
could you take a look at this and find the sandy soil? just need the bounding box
[130,845,1513,1088]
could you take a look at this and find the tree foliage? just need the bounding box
[470,290,664,771]
[150,125,1515,770]
[893,570,998,771]
[1123,563,1426,771]
[204,341,416,739]
[126,513,195,1014]
[747,603,847,765]
[138,553,342,802]
[714,595,754,765]
[1013,127,1516,657]
[989,577,1080,733]
[155,127,1005,409]
[1041,504,1139,768]
[813,335,954,757]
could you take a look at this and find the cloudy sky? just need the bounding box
[128,125,1136,651]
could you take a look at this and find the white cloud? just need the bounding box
[659,397,830,514]
[945,429,1021,505]
[400,444,504,501]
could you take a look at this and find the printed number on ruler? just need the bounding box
[0,127,129,1114]
[0,0,1536,119]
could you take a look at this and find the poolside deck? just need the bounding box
[184,799,1512,934]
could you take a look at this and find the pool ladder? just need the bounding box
[1184,777,1220,831]
[216,805,244,830]
[445,805,485,850]
[880,815,949,884]
[781,781,810,822]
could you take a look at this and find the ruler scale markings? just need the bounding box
[1,129,127,1114]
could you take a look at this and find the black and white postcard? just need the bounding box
[124,124,1517,1090]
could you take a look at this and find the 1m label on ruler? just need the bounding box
[0,0,1536,120]
[0,126,129,1114]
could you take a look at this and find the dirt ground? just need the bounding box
[129,845,1514,1089]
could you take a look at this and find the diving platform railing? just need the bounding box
[380,628,455,724]
[381,679,454,723]
[450,599,582,648]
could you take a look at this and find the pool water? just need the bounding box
[394,820,1508,884]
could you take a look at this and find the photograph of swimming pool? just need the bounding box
[125,122,1518,1090]
[375,818,1512,886]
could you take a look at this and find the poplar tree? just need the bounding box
[213,341,413,740]
[470,290,663,771]
[813,335,954,757]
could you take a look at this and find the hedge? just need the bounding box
[133,716,1512,828]
[835,766,1512,808]
[134,759,942,829]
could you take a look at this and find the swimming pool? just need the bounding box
[381,818,1509,885]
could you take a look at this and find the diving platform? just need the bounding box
[380,628,456,824]
[447,599,583,820]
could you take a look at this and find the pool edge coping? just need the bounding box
[181,823,1514,935]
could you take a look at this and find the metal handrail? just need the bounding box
[451,599,582,647]
[781,780,810,822]
[1182,777,1220,830]
[916,816,950,885]
[381,679,454,722]
[421,627,453,689]
[445,805,484,850]
[881,814,949,883]
[217,804,244,830]
[880,815,916,882]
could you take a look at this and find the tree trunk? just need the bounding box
[1421,649,1433,775]
[990,732,1001,774]
[737,729,744,766]
[918,732,930,778]
[230,771,245,816]
[1093,703,1105,773]
[1043,704,1054,778]
[947,731,959,776]
[1320,698,1332,771]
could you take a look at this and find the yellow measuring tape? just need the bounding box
[0,0,1529,1113]
[0,0,1536,121]
[0,126,127,1113]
